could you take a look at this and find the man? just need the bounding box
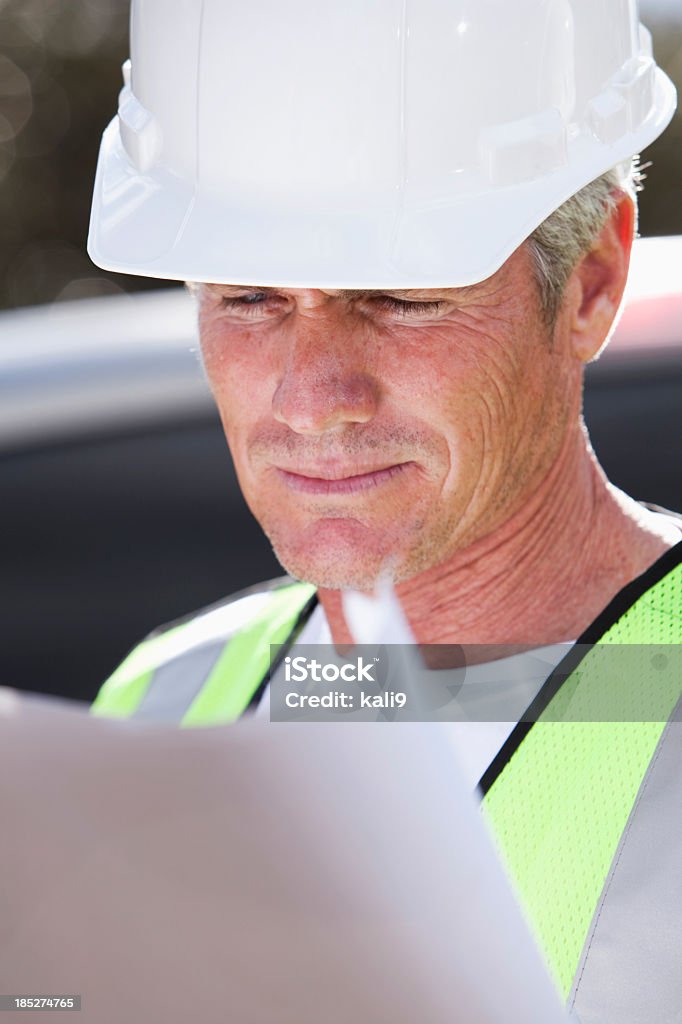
[88,2,681,1020]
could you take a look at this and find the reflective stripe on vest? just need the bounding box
[91,543,682,1014]
[91,581,317,724]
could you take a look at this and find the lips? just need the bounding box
[274,461,413,496]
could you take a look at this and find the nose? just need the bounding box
[272,316,379,435]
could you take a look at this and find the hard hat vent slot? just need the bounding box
[613,58,655,130]
[118,78,162,174]
[588,58,655,144]
[479,109,568,187]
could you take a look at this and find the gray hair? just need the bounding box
[528,161,638,324]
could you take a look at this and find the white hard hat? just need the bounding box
[88,0,676,289]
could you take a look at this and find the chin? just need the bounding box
[265,517,407,591]
[278,558,385,591]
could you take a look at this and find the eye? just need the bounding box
[218,290,290,319]
[222,291,268,306]
[368,296,448,320]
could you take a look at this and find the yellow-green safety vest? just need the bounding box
[93,542,682,1022]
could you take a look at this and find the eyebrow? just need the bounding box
[332,289,436,299]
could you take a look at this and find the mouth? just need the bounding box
[274,461,415,496]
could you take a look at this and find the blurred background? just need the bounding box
[0,0,149,308]
[1,0,681,702]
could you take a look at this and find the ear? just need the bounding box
[568,190,636,362]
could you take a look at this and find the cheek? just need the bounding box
[198,323,283,499]
[391,322,524,443]
[199,320,273,424]
[398,317,558,507]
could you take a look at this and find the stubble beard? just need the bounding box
[259,507,463,591]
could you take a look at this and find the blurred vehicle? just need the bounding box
[1,236,681,703]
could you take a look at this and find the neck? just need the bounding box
[318,424,675,647]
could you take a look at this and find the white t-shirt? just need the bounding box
[257,604,572,789]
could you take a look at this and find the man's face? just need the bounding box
[198,244,580,590]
